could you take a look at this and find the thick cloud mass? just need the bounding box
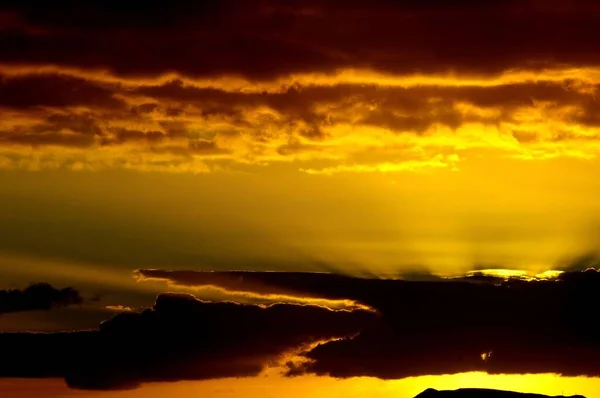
[137,269,600,379]
[1,1,600,172]
[0,292,374,390]
[2,0,600,78]
[0,283,82,314]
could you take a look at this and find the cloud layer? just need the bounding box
[4,269,600,389]
[4,0,600,78]
[137,269,600,380]
[0,292,374,390]
[2,1,600,172]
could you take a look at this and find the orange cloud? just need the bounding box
[1,65,600,173]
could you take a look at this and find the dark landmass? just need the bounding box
[415,388,586,398]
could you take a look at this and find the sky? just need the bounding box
[1,0,600,397]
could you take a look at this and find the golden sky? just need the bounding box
[1,0,600,397]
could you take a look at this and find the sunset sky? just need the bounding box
[1,1,600,397]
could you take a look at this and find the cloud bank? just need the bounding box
[4,269,600,389]
[136,269,600,380]
[2,1,600,171]
[0,292,374,390]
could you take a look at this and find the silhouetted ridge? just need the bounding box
[415,388,585,398]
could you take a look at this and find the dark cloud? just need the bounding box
[3,1,600,79]
[1,2,600,168]
[0,73,123,109]
[133,82,600,136]
[0,283,82,314]
[1,111,105,148]
[0,0,237,30]
[0,292,374,390]
[130,102,159,115]
[137,268,600,380]
[108,127,165,145]
[158,120,189,138]
[42,113,103,136]
[0,73,598,155]
[4,130,96,148]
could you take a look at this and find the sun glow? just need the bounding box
[464,269,564,281]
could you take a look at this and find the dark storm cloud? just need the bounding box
[0,283,82,314]
[2,0,600,78]
[137,268,600,379]
[0,292,374,390]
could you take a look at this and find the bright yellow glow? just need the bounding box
[301,155,461,175]
[534,270,564,280]
[2,160,599,277]
[464,269,564,281]
[1,373,597,397]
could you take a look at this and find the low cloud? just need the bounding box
[136,268,600,379]
[0,283,82,314]
[0,292,374,390]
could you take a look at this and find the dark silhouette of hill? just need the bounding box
[415,388,586,398]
